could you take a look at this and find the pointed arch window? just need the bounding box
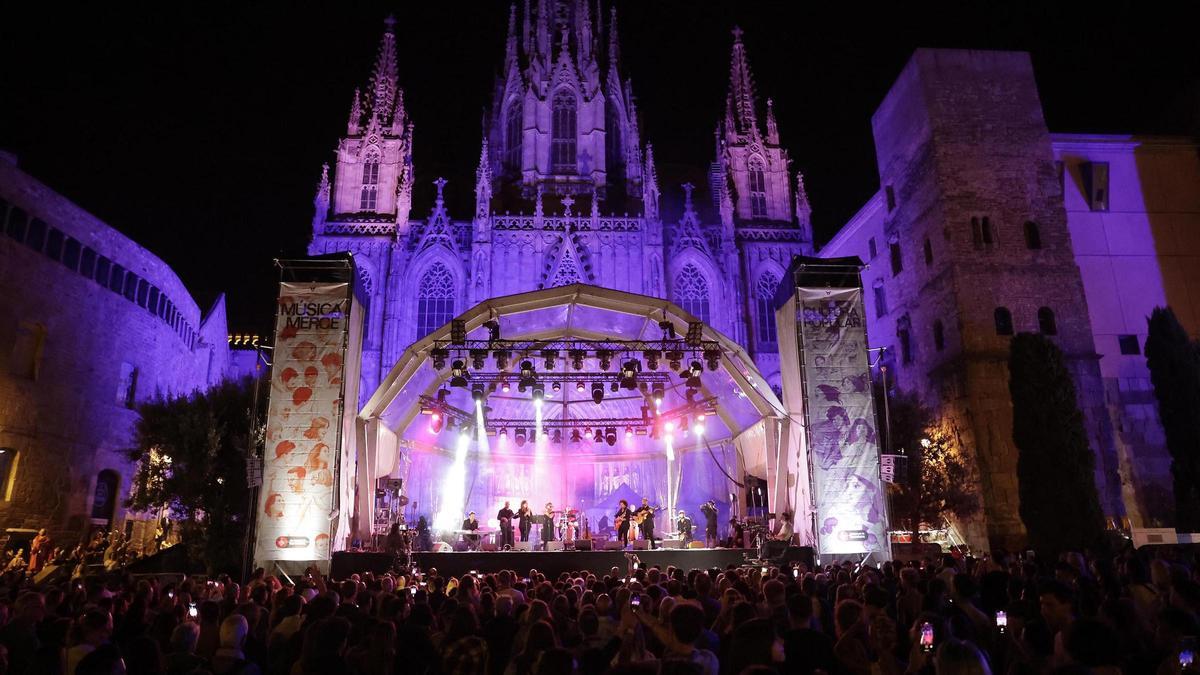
[755,271,780,348]
[416,262,456,338]
[505,101,522,172]
[360,154,380,211]
[1024,221,1043,250]
[748,157,767,218]
[551,90,577,173]
[994,307,1014,336]
[1038,307,1057,336]
[673,264,711,324]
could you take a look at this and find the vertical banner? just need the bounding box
[797,286,889,557]
[256,282,351,565]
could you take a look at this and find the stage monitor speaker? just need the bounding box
[632,540,648,550]
[482,543,498,552]
[513,542,532,551]
[432,542,452,553]
[34,564,63,585]
[660,539,683,549]
[545,541,564,552]
[688,541,705,549]
[452,541,470,552]
[603,541,624,551]
[574,540,593,551]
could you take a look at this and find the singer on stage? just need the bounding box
[542,502,556,547]
[701,500,719,548]
[517,500,533,542]
[615,500,631,547]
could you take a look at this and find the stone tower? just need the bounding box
[868,49,1122,549]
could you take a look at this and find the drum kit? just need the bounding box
[555,507,587,542]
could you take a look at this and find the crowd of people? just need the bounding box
[0,542,1196,675]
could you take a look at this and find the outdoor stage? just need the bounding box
[330,548,755,579]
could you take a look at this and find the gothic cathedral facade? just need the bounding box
[308,5,814,405]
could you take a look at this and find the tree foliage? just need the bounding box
[1145,306,1200,530]
[127,378,262,574]
[1008,332,1105,554]
[881,388,980,532]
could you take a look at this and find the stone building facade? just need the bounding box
[0,152,234,545]
[821,49,1200,549]
[308,7,814,406]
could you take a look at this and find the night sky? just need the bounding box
[2,2,1197,334]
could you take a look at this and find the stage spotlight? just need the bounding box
[569,349,586,370]
[665,421,676,437]
[652,383,665,408]
[483,319,501,342]
[450,360,469,387]
[685,361,703,388]
[641,405,650,420]
[604,427,617,446]
[570,429,582,444]
[552,382,562,394]
[680,416,689,436]
[501,379,511,393]
[576,381,586,393]
[685,321,704,346]
[437,388,449,404]
[429,412,443,434]
[498,428,508,444]
[494,349,511,371]
[704,348,720,371]
[666,349,683,371]
[693,413,706,436]
[470,349,488,370]
[620,360,641,389]
[596,349,613,370]
[450,319,467,344]
[625,426,634,440]
[658,320,677,340]
[594,429,604,444]
[591,382,604,404]
[610,382,619,393]
[431,348,449,370]
[552,429,563,444]
[532,383,545,406]
[541,349,558,370]
[644,350,660,370]
[515,428,527,447]
[471,384,485,404]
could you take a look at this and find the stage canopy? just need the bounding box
[354,284,800,541]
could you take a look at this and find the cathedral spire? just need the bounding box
[505,4,519,72]
[536,0,551,71]
[766,98,780,144]
[726,26,760,138]
[347,88,362,136]
[368,16,400,128]
[475,139,493,222]
[608,6,620,70]
[643,143,660,222]
[795,171,813,250]
[522,0,533,58]
[312,162,330,233]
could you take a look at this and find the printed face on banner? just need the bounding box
[798,287,888,556]
[256,282,350,562]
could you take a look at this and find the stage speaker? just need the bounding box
[513,542,532,551]
[432,541,452,553]
[574,540,593,551]
[453,541,470,552]
[482,543,498,552]
[779,545,815,569]
[545,541,564,552]
[34,564,63,585]
[660,539,683,549]
[632,540,648,550]
[688,541,705,549]
[603,541,624,551]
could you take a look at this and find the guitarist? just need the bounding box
[615,499,632,547]
[635,498,659,550]
[497,501,515,549]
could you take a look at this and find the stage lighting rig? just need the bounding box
[620,359,641,389]
[552,430,563,444]
[625,426,634,440]
[429,411,444,433]
[644,350,661,371]
[450,360,469,387]
[685,361,703,388]
[450,319,467,344]
[471,384,485,404]
[483,319,501,342]
[685,321,704,346]
[593,428,604,443]
[591,382,604,404]
[666,349,684,371]
[470,349,488,370]
[651,383,665,408]
[501,379,511,393]
[541,349,558,370]
[569,349,586,370]
[493,349,511,371]
[515,428,527,447]
[576,381,586,393]
[519,360,536,390]
[570,430,582,444]
[704,348,721,371]
[532,383,545,405]
[605,427,617,446]
[431,348,449,370]
[551,382,562,394]
[658,320,677,340]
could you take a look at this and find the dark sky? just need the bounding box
[2,2,1197,334]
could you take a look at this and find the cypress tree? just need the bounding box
[1144,306,1200,530]
[1008,332,1105,554]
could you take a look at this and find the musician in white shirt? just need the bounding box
[774,511,794,542]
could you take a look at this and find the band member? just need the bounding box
[542,502,556,547]
[462,511,481,551]
[635,498,657,550]
[517,500,533,542]
[615,500,632,547]
[700,500,719,548]
[676,510,694,546]
[774,511,794,542]
[385,522,405,556]
[728,517,745,548]
[415,516,432,552]
[497,501,515,548]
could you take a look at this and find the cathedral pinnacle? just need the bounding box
[475,140,493,221]
[643,143,660,222]
[608,6,620,68]
[726,26,760,138]
[368,15,400,128]
[766,98,780,144]
[505,4,519,71]
[561,194,575,218]
[682,182,696,213]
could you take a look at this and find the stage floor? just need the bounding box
[331,548,755,579]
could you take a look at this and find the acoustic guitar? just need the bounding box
[630,506,664,525]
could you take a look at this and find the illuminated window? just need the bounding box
[755,271,780,347]
[0,448,16,501]
[748,157,767,218]
[673,264,711,324]
[416,262,456,338]
[551,90,577,172]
